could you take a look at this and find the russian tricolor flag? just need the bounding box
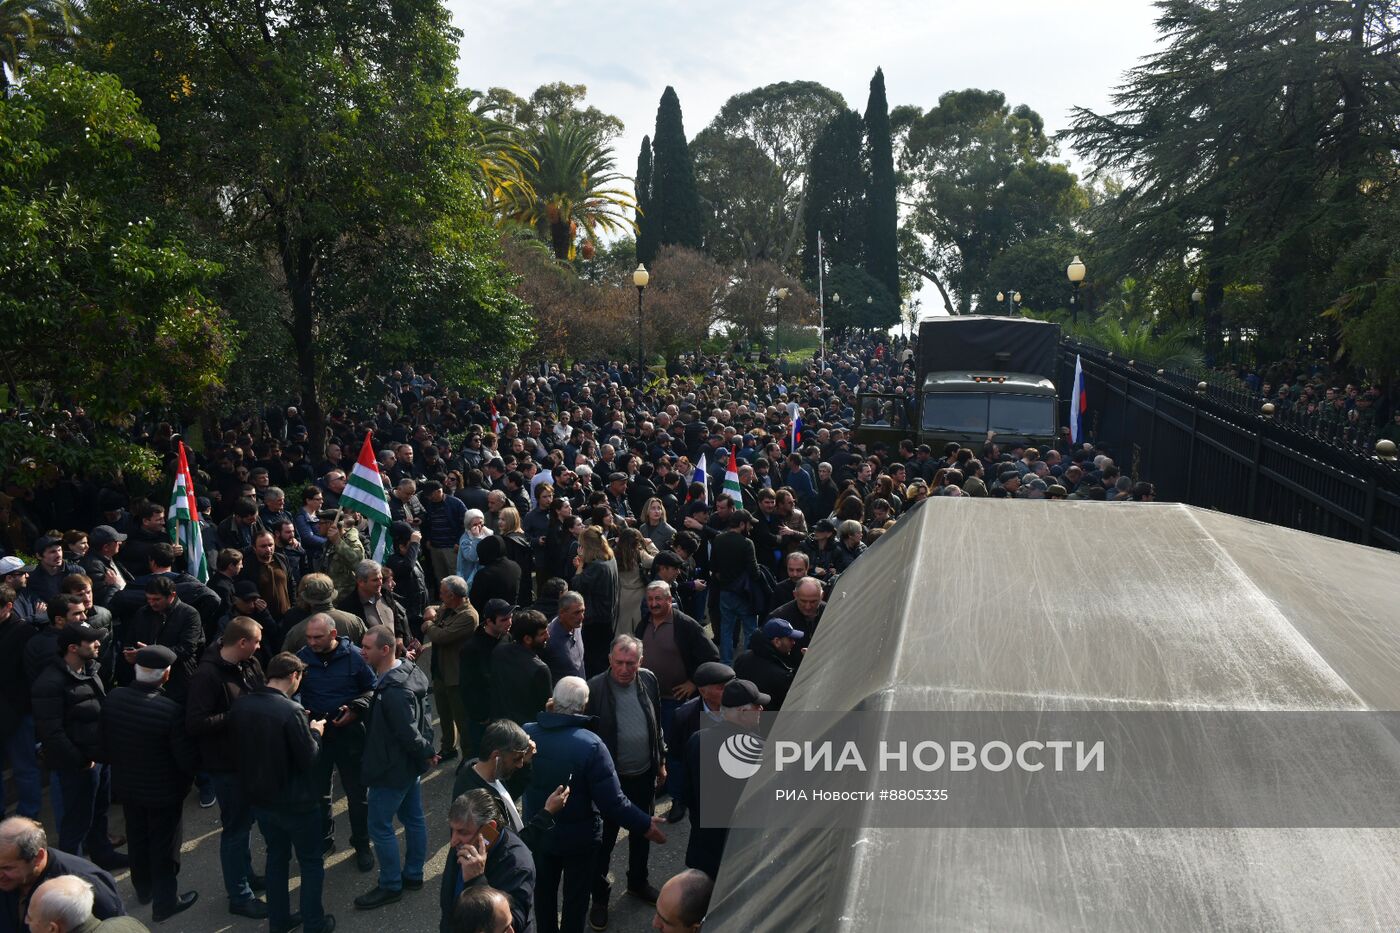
[790,414,803,451]
[1070,354,1087,445]
[692,453,708,503]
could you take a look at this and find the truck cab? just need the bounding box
[854,316,1061,451]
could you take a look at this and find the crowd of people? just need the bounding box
[1235,361,1400,452]
[0,334,1154,933]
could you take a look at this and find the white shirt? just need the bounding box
[489,776,524,831]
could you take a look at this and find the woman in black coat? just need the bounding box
[498,507,535,606]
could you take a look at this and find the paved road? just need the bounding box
[95,696,686,932]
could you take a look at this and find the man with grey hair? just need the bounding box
[26,875,149,933]
[422,575,478,762]
[336,560,407,647]
[542,591,586,684]
[440,790,535,933]
[0,817,124,931]
[524,677,667,933]
[585,635,666,926]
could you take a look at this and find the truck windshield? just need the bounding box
[989,395,1055,435]
[921,393,988,434]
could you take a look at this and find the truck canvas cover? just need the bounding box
[706,498,1400,932]
[917,316,1061,381]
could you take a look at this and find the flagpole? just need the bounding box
[817,229,826,366]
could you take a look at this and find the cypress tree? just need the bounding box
[803,109,868,281]
[864,68,900,301]
[635,135,656,264]
[649,86,703,253]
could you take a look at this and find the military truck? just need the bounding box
[854,316,1061,451]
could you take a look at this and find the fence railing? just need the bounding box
[1060,344,1400,552]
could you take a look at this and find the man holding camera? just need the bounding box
[295,616,376,871]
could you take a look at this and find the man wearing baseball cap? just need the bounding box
[733,618,803,713]
[100,644,199,921]
[81,526,131,609]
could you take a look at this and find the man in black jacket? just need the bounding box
[80,525,131,610]
[99,645,199,921]
[185,616,268,920]
[706,510,762,665]
[385,523,429,640]
[734,618,803,712]
[0,817,125,933]
[489,611,552,728]
[439,790,535,933]
[230,652,333,933]
[117,577,204,702]
[663,662,734,825]
[585,635,665,927]
[460,599,513,758]
[766,576,826,658]
[31,624,126,870]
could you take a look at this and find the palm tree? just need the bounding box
[461,90,537,219]
[0,0,74,90]
[509,120,636,261]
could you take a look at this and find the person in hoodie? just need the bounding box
[732,618,803,712]
[352,625,436,911]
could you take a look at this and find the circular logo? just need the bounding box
[717,732,765,780]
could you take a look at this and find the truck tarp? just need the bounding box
[705,498,1400,932]
[916,316,1061,381]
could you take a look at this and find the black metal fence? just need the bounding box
[1060,345,1400,552]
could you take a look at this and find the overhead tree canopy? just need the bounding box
[80,0,532,454]
[0,62,230,481]
[696,80,847,272]
[899,89,1083,314]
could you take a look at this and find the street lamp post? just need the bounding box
[633,263,649,378]
[1067,255,1086,325]
[995,290,1022,316]
[773,287,789,358]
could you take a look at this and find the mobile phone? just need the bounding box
[479,823,500,850]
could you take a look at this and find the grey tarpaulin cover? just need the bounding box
[705,498,1400,931]
[916,316,1061,381]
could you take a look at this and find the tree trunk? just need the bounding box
[282,231,327,461]
[907,263,957,315]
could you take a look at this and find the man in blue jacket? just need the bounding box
[295,615,377,871]
[523,677,667,933]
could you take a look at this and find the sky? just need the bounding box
[445,0,1167,315]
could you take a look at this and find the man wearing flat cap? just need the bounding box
[100,645,199,921]
[682,679,768,878]
[664,662,734,825]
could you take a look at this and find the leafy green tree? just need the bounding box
[691,128,789,266]
[80,0,532,455]
[635,136,657,265]
[864,68,900,301]
[509,120,635,261]
[648,86,703,256]
[1064,1,1400,360]
[803,110,868,282]
[695,80,847,270]
[0,63,230,480]
[899,89,1083,314]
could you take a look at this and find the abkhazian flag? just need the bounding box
[692,453,708,503]
[167,442,208,583]
[1070,354,1087,445]
[723,446,743,505]
[342,431,393,562]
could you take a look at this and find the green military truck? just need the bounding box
[854,316,1061,451]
